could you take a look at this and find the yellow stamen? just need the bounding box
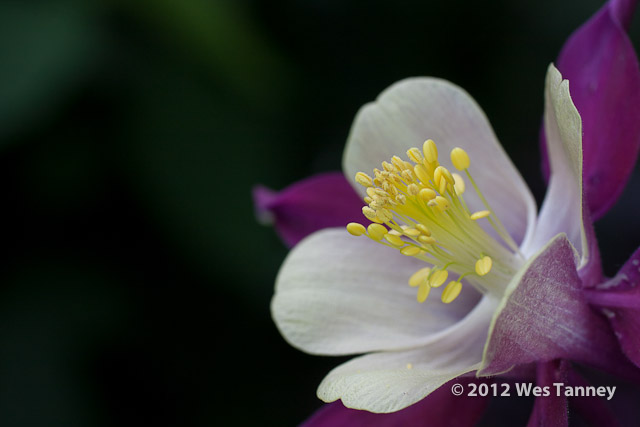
[429,270,448,287]
[362,206,381,223]
[409,267,431,287]
[419,188,436,201]
[367,223,387,240]
[434,166,454,186]
[346,222,366,236]
[475,256,493,276]
[414,164,431,184]
[403,228,421,237]
[376,209,393,223]
[417,282,431,303]
[351,137,523,306]
[452,173,465,195]
[418,235,436,245]
[470,210,491,220]
[441,281,463,303]
[450,147,470,170]
[384,233,404,247]
[423,139,438,163]
[407,147,423,163]
[391,156,406,171]
[434,196,450,211]
[416,224,431,236]
[355,172,374,187]
[407,184,420,196]
[401,246,421,256]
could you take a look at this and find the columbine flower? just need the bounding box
[271,64,638,415]
[256,1,640,423]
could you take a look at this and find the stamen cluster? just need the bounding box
[347,140,522,304]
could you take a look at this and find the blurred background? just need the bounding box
[1,0,639,425]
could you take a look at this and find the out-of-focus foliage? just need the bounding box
[0,0,103,140]
[0,0,638,425]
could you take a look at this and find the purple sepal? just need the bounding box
[480,235,640,380]
[541,0,640,220]
[252,172,363,247]
[301,378,490,427]
[586,246,640,367]
[566,368,619,426]
[527,360,569,427]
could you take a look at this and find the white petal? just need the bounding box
[272,229,480,355]
[343,78,536,247]
[523,65,587,266]
[317,296,497,413]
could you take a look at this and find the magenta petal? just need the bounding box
[526,360,569,427]
[480,235,639,379]
[252,172,363,247]
[302,378,489,427]
[586,246,640,367]
[541,0,640,220]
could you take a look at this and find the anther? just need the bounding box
[414,164,431,184]
[367,224,387,240]
[362,206,382,223]
[384,233,404,247]
[470,210,491,220]
[418,235,436,244]
[434,166,454,185]
[407,147,424,163]
[376,209,393,223]
[382,161,395,172]
[475,256,493,276]
[453,173,465,195]
[401,246,421,256]
[346,222,366,236]
[401,170,415,183]
[423,139,438,163]
[407,184,420,196]
[434,196,450,211]
[409,267,431,287]
[435,167,454,195]
[450,147,470,170]
[415,224,431,235]
[441,281,463,303]
[417,282,431,303]
[391,156,406,170]
[419,188,436,201]
[434,166,449,194]
[403,228,421,237]
[355,172,374,187]
[369,199,386,209]
[429,270,448,287]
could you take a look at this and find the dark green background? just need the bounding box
[0,0,638,425]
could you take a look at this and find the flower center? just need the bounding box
[346,139,524,304]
